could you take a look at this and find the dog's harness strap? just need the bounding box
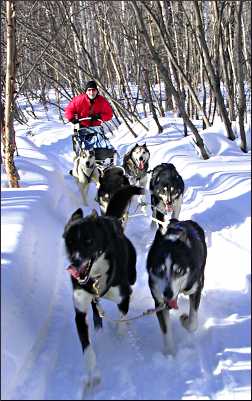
[94,302,167,323]
[151,216,168,228]
[83,166,96,183]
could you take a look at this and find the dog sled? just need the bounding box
[72,117,117,167]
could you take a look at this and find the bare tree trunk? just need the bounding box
[4,0,19,188]
[131,0,209,160]
[200,57,207,129]
[213,1,235,121]
[236,1,247,153]
[143,68,163,133]
[70,2,84,88]
[144,1,211,128]
[241,13,251,84]
[193,0,235,141]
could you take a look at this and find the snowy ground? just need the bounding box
[1,100,251,400]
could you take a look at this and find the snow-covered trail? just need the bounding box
[3,119,251,400]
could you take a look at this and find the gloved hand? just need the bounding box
[90,114,101,122]
[70,117,79,124]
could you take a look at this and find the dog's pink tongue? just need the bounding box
[139,160,144,170]
[165,203,173,212]
[66,265,80,279]
[166,298,178,309]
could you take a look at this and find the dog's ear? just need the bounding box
[71,208,84,221]
[63,208,83,238]
[111,219,124,237]
[90,208,99,219]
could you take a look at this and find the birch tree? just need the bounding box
[4,0,19,188]
[235,0,247,153]
[131,0,210,159]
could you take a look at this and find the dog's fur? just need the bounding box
[146,219,207,355]
[123,143,150,210]
[71,149,100,205]
[96,166,130,215]
[123,143,150,187]
[149,163,184,228]
[63,185,143,386]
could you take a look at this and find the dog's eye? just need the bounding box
[159,264,166,274]
[173,266,183,276]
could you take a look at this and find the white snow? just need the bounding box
[1,99,251,400]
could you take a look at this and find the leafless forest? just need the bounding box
[1,1,251,185]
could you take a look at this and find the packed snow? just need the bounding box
[1,97,251,400]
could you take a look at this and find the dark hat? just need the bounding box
[85,80,98,92]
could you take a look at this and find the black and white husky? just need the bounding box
[63,185,143,387]
[123,143,150,211]
[70,149,100,205]
[150,163,184,228]
[146,219,207,355]
[96,166,130,215]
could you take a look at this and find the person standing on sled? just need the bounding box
[64,80,113,157]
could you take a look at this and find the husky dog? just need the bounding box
[123,143,150,211]
[96,166,130,215]
[63,185,144,387]
[146,219,207,355]
[150,163,184,228]
[70,149,100,205]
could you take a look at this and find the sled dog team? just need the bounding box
[64,143,207,387]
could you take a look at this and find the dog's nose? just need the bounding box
[86,161,90,167]
[71,256,82,267]
[164,287,173,300]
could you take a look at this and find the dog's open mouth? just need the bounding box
[67,259,93,284]
[165,203,173,213]
[138,160,145,170]
[164,297,178,310]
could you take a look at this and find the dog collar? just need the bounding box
[83,166,96,183]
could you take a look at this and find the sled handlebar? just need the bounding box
[78,117,91,121]
[71,117,103,124]
[79,117,103,123]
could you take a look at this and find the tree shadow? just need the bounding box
[183,172,251,233]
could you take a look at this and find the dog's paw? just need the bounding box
[116,320,130,337]
[180,313,198,332]
[81,370,101,398]
[163,345,176,357]
[85,371,101,388]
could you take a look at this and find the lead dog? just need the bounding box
[96,166,130,215]
[146,219,207,355]
[123,143,150,211]
[70,149,100,205]
[150,163,184,228]
[63,185,144,387]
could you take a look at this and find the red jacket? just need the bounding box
[64,93,113,127]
